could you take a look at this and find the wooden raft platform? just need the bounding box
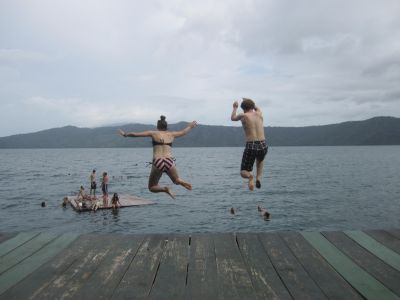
[68,194,154,212]
[0,229,400,299]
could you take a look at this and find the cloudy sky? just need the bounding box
[1,0,399,137]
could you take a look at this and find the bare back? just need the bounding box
[241,111,265,142]
[151,131,174,159]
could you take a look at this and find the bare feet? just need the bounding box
[256,180,261,189]
[248,175,254,191]
[165,187,176,199]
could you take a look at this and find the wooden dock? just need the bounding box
[1,229,400,299]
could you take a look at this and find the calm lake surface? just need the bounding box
[0,146,399,234]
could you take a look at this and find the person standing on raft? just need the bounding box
[231,98,268,191]
[118,116,197,199]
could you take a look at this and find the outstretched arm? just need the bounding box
[172,121,197,138]
[231,101,243,121]
[118,129,153,138]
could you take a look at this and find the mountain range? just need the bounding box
[0,116,399,148]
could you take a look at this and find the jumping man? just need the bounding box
[231,98,268,191]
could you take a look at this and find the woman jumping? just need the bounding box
[118,116,197,199]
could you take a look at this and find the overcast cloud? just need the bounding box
[0,0,399,136]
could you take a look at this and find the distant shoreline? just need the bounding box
[1,116,399,148]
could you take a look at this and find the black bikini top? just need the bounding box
[152,139,173,147]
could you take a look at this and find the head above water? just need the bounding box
[157,115,168,131]
[241,98,255,111]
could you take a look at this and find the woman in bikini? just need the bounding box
[118,116,197,199]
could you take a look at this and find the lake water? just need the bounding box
[0,146,399,234]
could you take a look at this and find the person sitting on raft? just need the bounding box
[118,115,197,199]
[111,193,121,209]
[76,186,94,209]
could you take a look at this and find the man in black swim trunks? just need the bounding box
[231,98,268,191]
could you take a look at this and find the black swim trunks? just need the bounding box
[91,182,97,190]
[241,140,268,171]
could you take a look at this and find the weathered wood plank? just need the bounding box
[213,233,256,300]
[323,231,400,296]
[302,231,399,300]
[258,232,326,299]
[185,234,218,300]
[73,235,144,300]
[0,233,58,275]
[345,230,400,272]
[33,234,128,300]
[0,235,101,300]
[365,230,400,255]
[111,234,167,300]
[148,235,190,300]
[0,232,39,257]
[280,231,363,299]
[386,229,400,240]
[0,234,77,296]
[236,233,291,300]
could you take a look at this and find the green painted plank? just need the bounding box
[280,231,362,299]
[366,230,400,255]
[0,235,101,300]
[0,232,58,274]
[0,233,77,295]
[323,231,400,297]
[345,230,400,272]
[302,231,399,300]
[0,232,39,257]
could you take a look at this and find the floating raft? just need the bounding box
[0,229,400,299]
[67,194,153,212]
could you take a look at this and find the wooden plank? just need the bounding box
[0,233,77,296]
[323,231,400,296]
[280,231,362,299]
[0,235,102,300]
[302,231,399,300]
[185,234,219,300]
[148,235,190,300]
[258,232,326,299]
[366,230,400,255]
[73,235,144,300]
[34,234,128,300]
[345,230,400,272]
[386,229,400,240]
[0,232,39,257]
[213,233,256,300]
[111,234,167,300]
[0,234,16,244]
[236,233,291,300]
[0,232,58,275]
